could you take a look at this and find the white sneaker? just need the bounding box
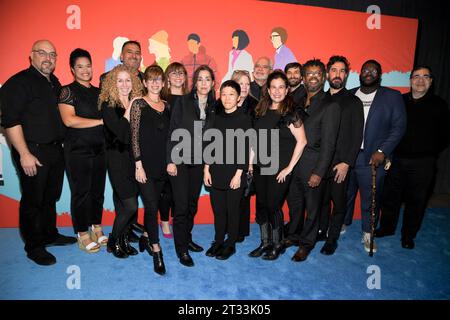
[362,232,377,253]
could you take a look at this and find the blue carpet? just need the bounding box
[1,208,449,300]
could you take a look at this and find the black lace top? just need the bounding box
[130,98,170,179]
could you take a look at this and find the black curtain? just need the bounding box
[266,0,450,194]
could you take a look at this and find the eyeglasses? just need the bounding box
[270,34,281,40]
[148,77,163,83]
[169,71,185,77]
[305,71,323,77]
[411,74,431,80]
[361,68,379,76]
[32,50,57,59]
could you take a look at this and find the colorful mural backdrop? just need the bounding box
[0,0,418,227]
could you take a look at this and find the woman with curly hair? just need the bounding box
[99,65,144,258]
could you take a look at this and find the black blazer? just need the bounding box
[294,90,341,180]
[167,92,216,165]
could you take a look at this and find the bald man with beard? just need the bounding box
[1,40,76,266]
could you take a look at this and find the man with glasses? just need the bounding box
[270,27,297,71]
[345,59,406,253]
[0,40,77,266]
[284,59,341,262]
[376,66,449,249]
[250,56,272,100]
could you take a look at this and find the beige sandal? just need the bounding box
[90,225,108,246]
[78,232,100,253]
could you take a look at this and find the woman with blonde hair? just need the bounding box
[100,65,144,258]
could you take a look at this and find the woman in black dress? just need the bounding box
[204,80,252,260]
[249,70,307,260]
[99,65,144,258]
[58,48,105,254]
[166,65,216,267]
[130,65,169,275]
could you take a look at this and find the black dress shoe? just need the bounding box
[316,231,327,242]
[281,238,298,249]
[178,252,194,267]
[374,228,395,238]
[292,246,310,262]
[262,244,285,260]
[47,234,77,246]
[205,242,223,257]
[320,241,338,255]
[216,246,236,260]
[248,242,272,258]
[188,241,204,252]
[127,229,140,243]
[401,238,415,249]
[27,248,56,266]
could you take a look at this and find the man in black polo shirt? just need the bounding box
[284,62,306,107]
[376,65,449,249]
[0,40,76,266]
[317,56,364,255]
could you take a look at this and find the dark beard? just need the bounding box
[329,78,344,90]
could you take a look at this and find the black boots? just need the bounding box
[249,222,272,257]
[107,233,128,259]
[153,246,166,275]
[139,235,153,255]
[120,233,138,256]
[263,210,285,260]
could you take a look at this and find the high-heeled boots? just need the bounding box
[138,235,153,256]
[263,209,285,260]
[153,245,166,276]
[248,222,272,257]
[120,233,138,256]
[107,233,128,259]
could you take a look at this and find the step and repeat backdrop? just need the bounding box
[0,0,417,227]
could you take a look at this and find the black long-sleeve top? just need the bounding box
[327,88,364,172]
[130,98,170,179]
[0,66,64,143]
[166,92,216,165]
[206,107,252,190]
[394,92,449,158]
[102,102,131,152]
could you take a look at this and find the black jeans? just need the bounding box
[64,142,106,233]
[111,193,137,239]
[238,195,251,237]
[139,177,168,244]
[169,164,204,255]
[12,143,64,253]
[210,187,244,247]
[380,157,435,240]
[158,179,173,221]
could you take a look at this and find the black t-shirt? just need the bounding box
[58,81,103,148]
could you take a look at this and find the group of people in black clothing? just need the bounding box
[1,39,448,277]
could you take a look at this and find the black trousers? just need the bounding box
[158,179,173,221]
[253,167,291,229]
[169,164,204,255]
[111,193,137,238]
[12,143,64,253]
[238,195,251,237]
[319,176,349,242]
[64,143,106,233]
[380,157,435,241]
[286,174,326,250]
[139,177,168,244]
[210,187,244,247]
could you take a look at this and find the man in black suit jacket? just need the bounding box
[317,56,364,255]
[285,62,306,107]
[284,59,341,262]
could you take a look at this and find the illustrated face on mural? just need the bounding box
[116,71,132,97]
[270,32,282,49]
[72,57,92,83]
[196,70,214,96]
[232,36,239,49]
[304,65,324,93]
[30,40,57,76]
[268,77,288,104]
[410,68,432,96]
[187,39,200,54]
[120,43,142,71]
[168,69,186,89]
[220,86,240,111]
[327,61,347,90]
[253,57,271,82]
[286,67,302,87]
[360,62,381,87]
